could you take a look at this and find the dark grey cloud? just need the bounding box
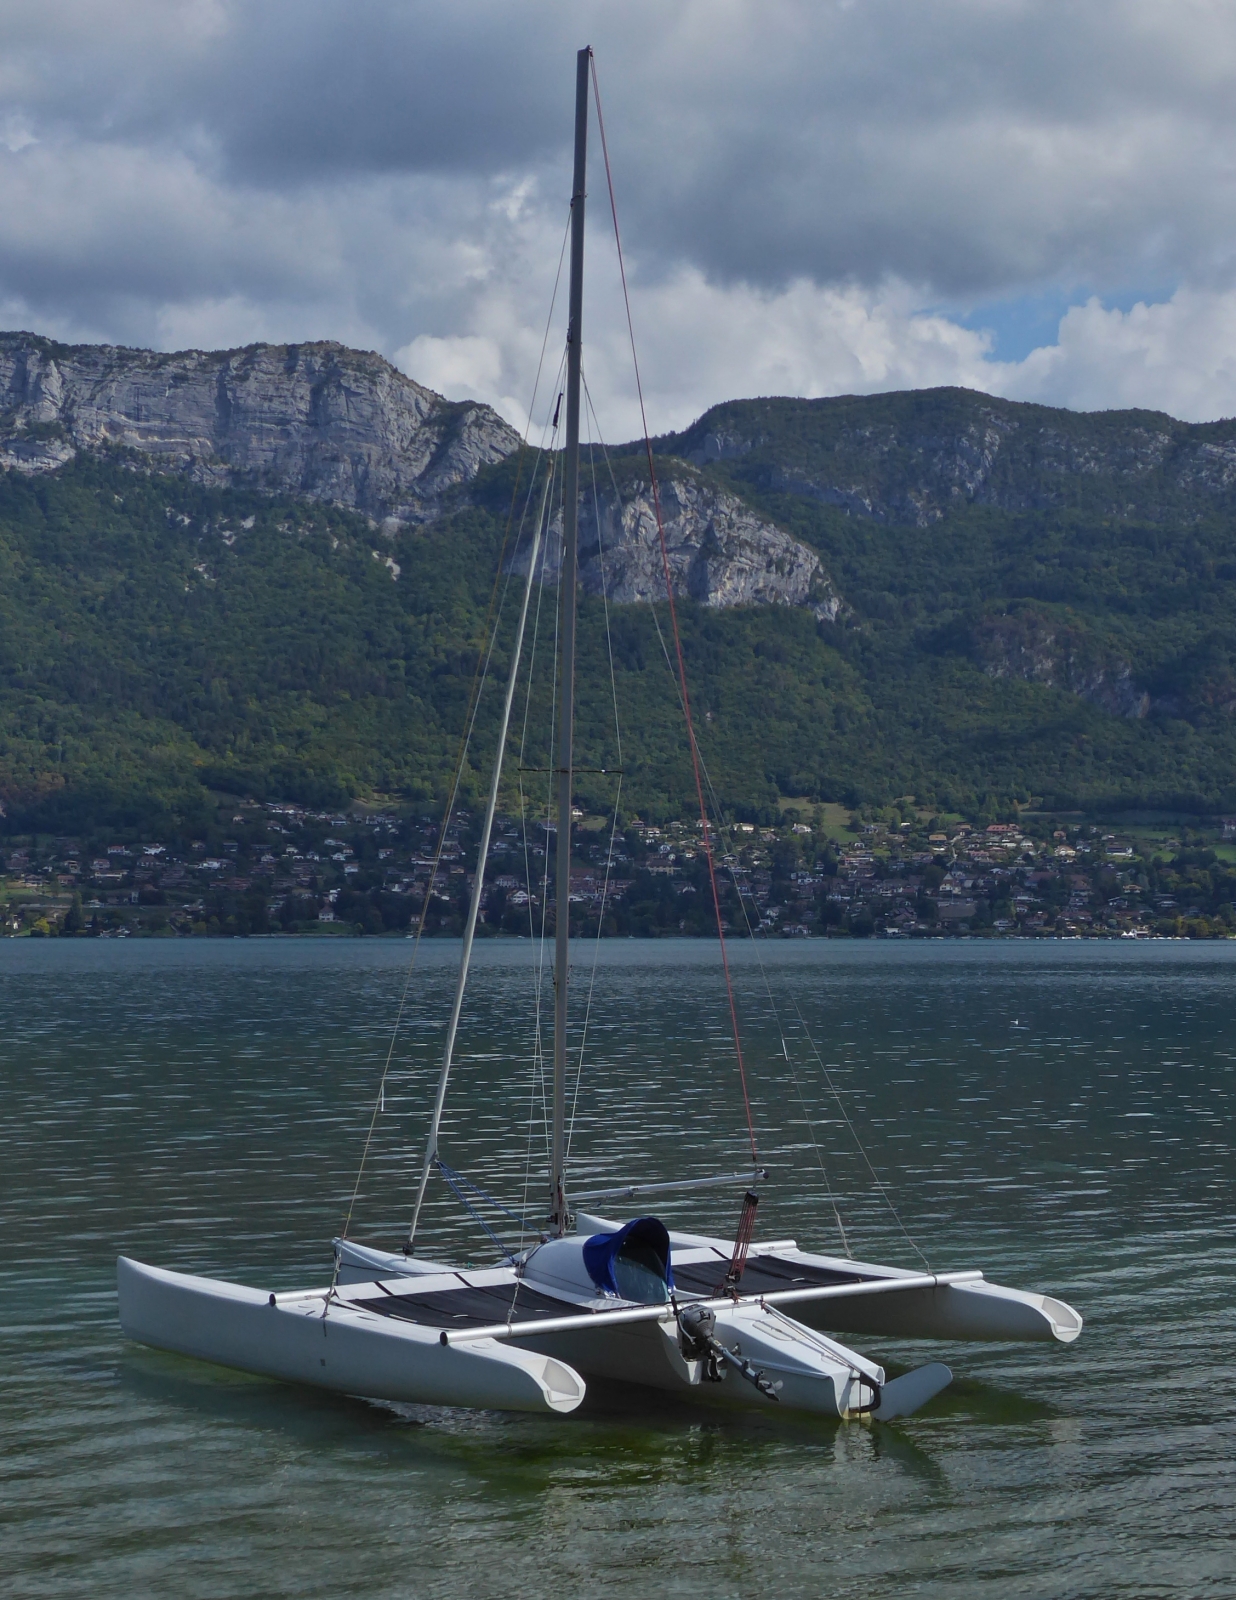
[7,2,1236,298]
[2,2,1236,428]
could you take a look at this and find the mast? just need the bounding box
[550,46,590,1236]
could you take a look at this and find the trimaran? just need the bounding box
[118,49,1082,1424]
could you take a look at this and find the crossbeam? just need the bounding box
[438,1268,984,1346]
[571,1168,769,1203]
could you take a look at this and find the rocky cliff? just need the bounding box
[0,331,844,617]
[514,468,842,617]
[0,332,520,523]
[971,608,1153,719]
[10,353,1236,826]
[670,387,1236,527]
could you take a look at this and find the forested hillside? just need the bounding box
[4,378,1236,834]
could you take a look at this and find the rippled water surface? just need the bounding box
[3,938,1234,1598]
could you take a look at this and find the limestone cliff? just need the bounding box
[0,332,520,523]
[515,467,842,617]
[0,330,849,613]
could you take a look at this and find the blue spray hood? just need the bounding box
[582,1217,674,1298]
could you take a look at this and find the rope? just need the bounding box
[684,740,929,1268]
[635,593,851,1254]
[436,1160,527,1263]
[437,1158,538,1230]
[590,54,759,1168]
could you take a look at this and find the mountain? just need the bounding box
[665,387,1236,525]
[5,337,1236,834]
[0,332,836,617]
[657,387,1236,764]
[0,332,520,523]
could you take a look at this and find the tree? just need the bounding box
[62,891,85,934]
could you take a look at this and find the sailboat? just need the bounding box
[118,48,1082,1423]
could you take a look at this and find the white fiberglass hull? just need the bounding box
[769,1248,1083,1344]
[118,1256,901,1421]
[117,1257,585,1414]
[120,1221,1080,1424]
[522,1305,883,1417]
[561,1224,1084,1347]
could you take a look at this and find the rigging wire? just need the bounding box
[578,401,856,1257]
[564,381,627,1162]
[589,53,759,1169]
[334,207,574,1267]
[514,366,570,1251]
[332,562,510,1257]
[587,54,929,1266]
[644,585,924,1265]
[406,369,566,1251]
[400,217,572,1257]
[513,393,565,1245]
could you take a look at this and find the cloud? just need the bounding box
[2,1,1236,429]
[998,290,1236,421]
[397,335,504,403]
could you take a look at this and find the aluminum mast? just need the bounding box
[549,46,590,1236]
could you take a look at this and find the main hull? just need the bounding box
[512,1308,882,1417]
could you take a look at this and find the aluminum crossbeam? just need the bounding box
[438,1268,984,1346]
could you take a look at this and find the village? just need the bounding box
[2,801,1233,940]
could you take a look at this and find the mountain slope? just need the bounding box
[664,387,1236,525]
[0,455,870,831]
[660,388,1236,764]
[6,350,1236,830]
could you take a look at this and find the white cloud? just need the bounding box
[399,264,1236,440]
[996,290,1236,421]
[396,334,504,403]
[576,273,1000,438]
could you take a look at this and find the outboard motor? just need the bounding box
[677,1301,781,1400]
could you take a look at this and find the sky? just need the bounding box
[3,1,1236,439]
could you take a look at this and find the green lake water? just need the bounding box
[2,938,1233,1598]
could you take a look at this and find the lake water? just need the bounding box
[3,938,1234,1598]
